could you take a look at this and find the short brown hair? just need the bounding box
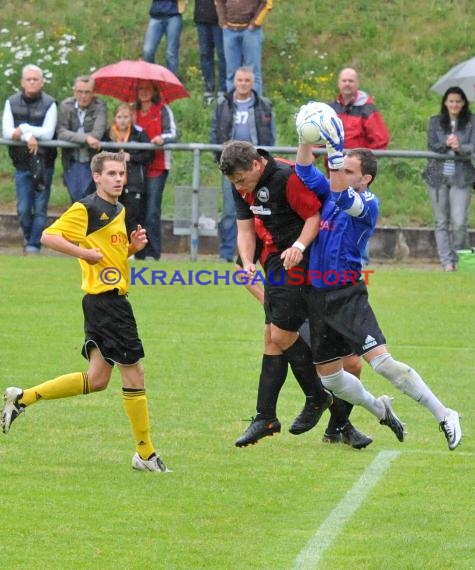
[346,148,378,184]
[219,141,261,176]
[90,151,126,175]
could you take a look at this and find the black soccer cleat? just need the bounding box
[235,417,281,447]
[289,391,333,435]
[340,422,373,449]
[378,395,405,442]
[322,422,373,449]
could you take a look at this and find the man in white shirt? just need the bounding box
[2,64,57,254]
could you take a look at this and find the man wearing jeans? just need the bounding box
[210,67,275,262]
[2,64,57,254]
[193,0,226,105]
[142,0,184,76]
[57,75,107,203]
[215,0,273,96]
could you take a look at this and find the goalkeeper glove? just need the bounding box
[318,116,345,169]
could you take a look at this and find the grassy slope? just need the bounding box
[0,0,474,225]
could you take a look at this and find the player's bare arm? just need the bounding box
[281,212,320,270]
[237,218,257,275]
[41,232,103,265]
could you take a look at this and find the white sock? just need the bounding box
[320,368,384,419]
[370,353,447,422]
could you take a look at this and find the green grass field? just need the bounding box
[0,256,474,569]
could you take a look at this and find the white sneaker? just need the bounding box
[2,387,25,434]
[439,409,462,450]
[378,395,405,442]
[132,452,170,472]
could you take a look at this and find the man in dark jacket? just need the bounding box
[2,64,57,254]
[57,75,107,202]
[210,66,275,261]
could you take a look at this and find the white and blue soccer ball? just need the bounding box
[295,101,339,144]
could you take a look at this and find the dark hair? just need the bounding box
[439,86,471,132]
[346,148,378,184]
[219,141,261,176]
[135,80,160,110]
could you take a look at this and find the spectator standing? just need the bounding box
[194,0,227,105]
[422,86,475,271]
[2,64,57,254]
[329,68,390,150]
[2,151,170,472]
[134,80,177,261]
[142,0,185,76]
[328,67,390,265]
[210,66,275,262]
[57,75,107,202]
[103,103,154,238]
[215,0,273,96]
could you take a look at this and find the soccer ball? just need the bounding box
[296,101,338,144]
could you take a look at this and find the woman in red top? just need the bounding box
[134,80,177,260]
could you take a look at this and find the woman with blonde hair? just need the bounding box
[103,103,154,237]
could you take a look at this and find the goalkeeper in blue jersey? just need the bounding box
[1,151,170,471]
[294,105,462,450]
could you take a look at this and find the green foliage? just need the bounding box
[0,256,474,568]
[0,1,474,225]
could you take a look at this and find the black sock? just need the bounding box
[283,336,327,403]
[326,398,354,433]
[255,354,288,420]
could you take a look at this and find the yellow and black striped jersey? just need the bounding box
[44,193,130,295]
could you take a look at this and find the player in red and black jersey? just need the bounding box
[220,141,371,448]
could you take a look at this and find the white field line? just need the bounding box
[293,450,401,570]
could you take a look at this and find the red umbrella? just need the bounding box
[91,60,189,104]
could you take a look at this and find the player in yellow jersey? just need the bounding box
[1,151,170,472]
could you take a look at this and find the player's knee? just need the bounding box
[371,353,422,398]
[343,354,362,378]
[319,368,345,392]
[88,375,110,392]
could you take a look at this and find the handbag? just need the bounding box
[29,151,47,192]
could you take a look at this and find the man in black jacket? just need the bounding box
[210,66,275,262]
[2,64,57,254]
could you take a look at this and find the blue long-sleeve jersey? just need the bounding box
[295,163,379,289]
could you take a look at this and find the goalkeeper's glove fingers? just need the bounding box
[318,116,344,152]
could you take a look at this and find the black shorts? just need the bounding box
[308,281,386,363]
[263,253,308,331]
[81,290,145,366]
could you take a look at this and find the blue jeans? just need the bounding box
[142,14,182,75]
[195,23,226,94]
[140,172,169,260]
[219,176,237,260]
[15,167,53,249]
[223,27,263,95]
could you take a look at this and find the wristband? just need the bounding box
[292,241,306,253]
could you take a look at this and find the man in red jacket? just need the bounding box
[329,67,390,150]
[329,67,390,265]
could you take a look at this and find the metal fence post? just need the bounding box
[190,147,201,261]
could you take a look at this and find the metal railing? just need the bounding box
[1,138,471,259]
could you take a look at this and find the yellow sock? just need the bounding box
[122,388,155,459]
[20,373,90,407]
